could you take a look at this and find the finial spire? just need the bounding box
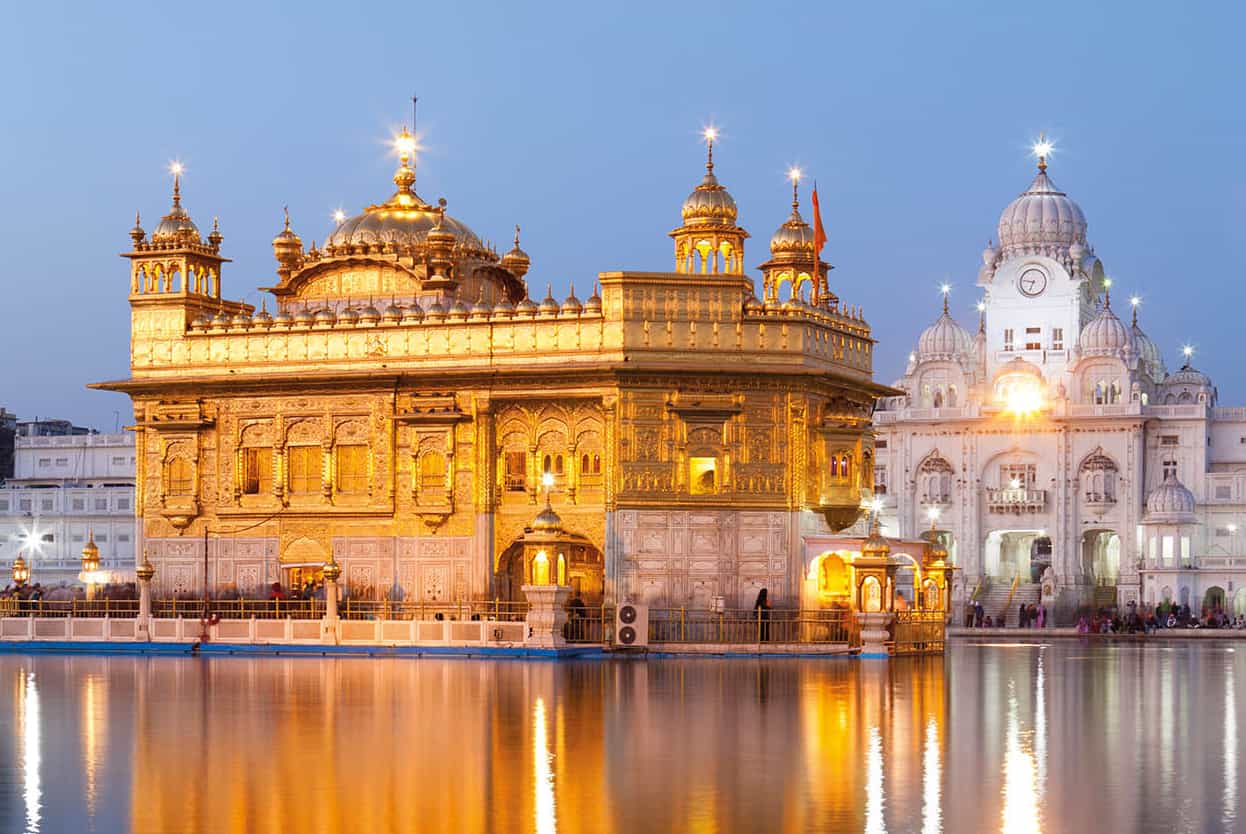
[702,126,717,173]
[1130,296,1141,327]
[788,167,802,210]
[514,224,521,248]
[1103,277,1112,309]
[940,283,951,315]
[1032,132,1053,173]
[135,210,141,226]
[168,161,184,208]
[282,205,290,232]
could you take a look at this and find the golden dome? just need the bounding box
[680,132,738,226]
[323,133,486,254]
[151,173,202,244]
[532,503,563,534]
[769,185,816,256]
[501,224,531,278]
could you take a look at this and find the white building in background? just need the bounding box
[874,148,1246,622]
[0,433,136,585]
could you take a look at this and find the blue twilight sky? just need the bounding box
[2,1,1244,431]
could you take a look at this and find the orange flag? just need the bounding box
[811,181,827,257]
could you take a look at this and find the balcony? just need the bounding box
[986,487,1046,513]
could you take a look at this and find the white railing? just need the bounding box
[985,487,1046,513]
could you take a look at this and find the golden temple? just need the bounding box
[94,122,888,609]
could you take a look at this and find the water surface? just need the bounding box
[0,642,1239,833]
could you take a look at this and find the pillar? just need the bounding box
[321,556,341,644]
[136,555,155,641]
[523,584,570,648]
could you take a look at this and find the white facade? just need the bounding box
[0,433,136,585]
[875,157,1246,620]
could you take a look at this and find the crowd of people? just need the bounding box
[960,596,1246,632]
[0,581,138,603]
[961,599,1048,629]
[1078,600,1246,634]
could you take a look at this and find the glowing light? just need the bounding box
[869,497,884,516]
[788,166,802,183]
[1103,277,1113,289]
[393,128,417,158]
[1001,381,1045,418]
[909,352,916,363]
[939,283,951,296]
[332,209,346,224]
[1031,134,1054,163]
[1229,524,1238,534]
[926,506,941,525]
[702,126,718,143]
[168,161,184,176]
[1182,345,1195,359]
[1009,478,1022,490]
[541,472,555,489]
[1130,296,1141,308]
[977,301,986,313]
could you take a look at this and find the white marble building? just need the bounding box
[874,150,1245,620]
[0,433,137,585]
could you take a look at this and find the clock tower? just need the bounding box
[976,143,1105,384]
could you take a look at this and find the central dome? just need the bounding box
[681,170,738,226]
[323,150,485,254]
[1146,473,1196,520]
[997,167,1087,257]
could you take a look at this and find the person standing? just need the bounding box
[753,588,772,642]
[1036,602,1046,629]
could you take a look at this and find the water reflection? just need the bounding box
[0,644,1242,833]
[16,671,41,834]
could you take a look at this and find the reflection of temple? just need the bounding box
[96,120,888,609]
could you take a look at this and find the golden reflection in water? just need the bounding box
[1001,684,1040,834]
[864,725,885,834]
[116,657,950,834]
[1225,663,1237,830]
[82,673,106,825]
[922,718,940,834]
[16,669,41,834]
[533,696,557,834]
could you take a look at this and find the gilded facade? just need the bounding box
[96,125,887,607]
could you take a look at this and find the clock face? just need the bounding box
[1019,268,1048,297]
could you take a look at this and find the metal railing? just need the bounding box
[891,611,946,655]
[647,608,858,645]
[0,598,140,618]
[565,605,611,643]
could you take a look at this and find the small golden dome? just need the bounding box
[680,135,738,226]
[151,173,202,244]
[129,211,146,245]
[532,504,563,534]
[501,224,531,278]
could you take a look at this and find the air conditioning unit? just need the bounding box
[614,602,649,648]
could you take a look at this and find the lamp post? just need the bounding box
[321,554,342,644]
[135,551,155,640]
[80,529,101,601]
[12,553,29,587]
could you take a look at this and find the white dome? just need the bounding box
[997,168,1087,258]
[1146,473,1196,520]
[1131,321,1165,382]
[916,309,973,360]
[1078,301,1133,357]
[1167,362,1212,388]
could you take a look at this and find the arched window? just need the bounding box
[166,458,193,496]
[593,454,601,474]
[335,444,369,493]
[543,454,552,474]
[420,451,446,491]
[554,455,564,475]
[918,455,954,503]
[932,389,944,408]
[947,385,958,407]
[287,446,321,494]
[581,453,590,473]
